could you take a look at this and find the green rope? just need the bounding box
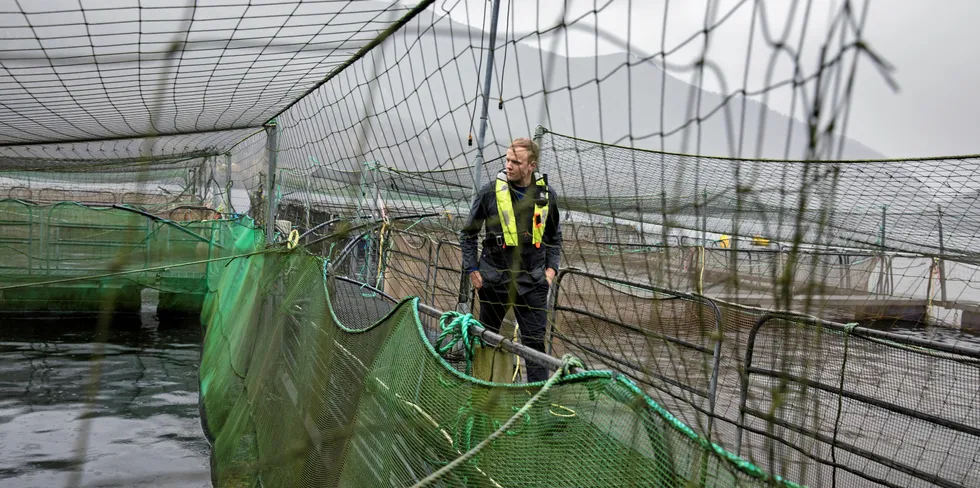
[435,311,484,374]
[400,215,432,233]
[411,354,584,488]
[831,322,858,488]
[344,234,379,297]
[615,375,804,487]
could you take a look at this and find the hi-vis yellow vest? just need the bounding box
[494,171,549,248]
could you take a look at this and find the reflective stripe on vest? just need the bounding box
[494,171,549,248]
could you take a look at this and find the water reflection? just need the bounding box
[0,313,210,488]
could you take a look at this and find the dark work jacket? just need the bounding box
[460,177,562,295]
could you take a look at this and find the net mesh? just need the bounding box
[0,199,260,312]
[0,2,413,144]
[535,130,980,262]
[200,249,800,488]
[736,314,980,487]
[1,1,978,487]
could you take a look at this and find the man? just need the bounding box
[460,137,562,383]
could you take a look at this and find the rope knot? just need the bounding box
[559,354,584,377]
[436,311,484,373]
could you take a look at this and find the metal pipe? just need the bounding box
[265,123,279,244]
[469,0,503,199]
[416,302,573,372]
[298,217,343,242]
[456,0,503,313]
[109,204,224,249]
[419,236,436,307]
[225,152,235,214]
[937,205,947,303]
[332,275,574,372]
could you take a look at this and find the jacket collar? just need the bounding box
[496,170,542,187]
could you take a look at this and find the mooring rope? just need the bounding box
[435,311,484,374]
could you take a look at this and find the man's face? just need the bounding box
[505,147,535,185]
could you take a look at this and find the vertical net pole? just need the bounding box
[876,204,888,295]
[702,188,708,245]
[937,205,947,303]
[468,0,502,200]
[224,152,234,214]
[208,157,221,210]
[459,0,502,314]
[881,205,887,248]
[265,123,279,243]
[304,170,312,230]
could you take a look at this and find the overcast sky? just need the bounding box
[430,0,980,159]
[3,0,977,159]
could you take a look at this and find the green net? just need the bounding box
[200,248,800,488]
[0,199,262,312]
[349,222,980,488]
[1,1,978,487]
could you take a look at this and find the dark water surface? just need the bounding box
[0,313,210,488]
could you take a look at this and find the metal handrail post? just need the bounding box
[264,123,279,244]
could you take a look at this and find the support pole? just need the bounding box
[459,0,502,313]
[265,123,279,244]
[225,153,232,185]
[877,205,887,295]
[210,156,221,210]
[937,205,947,303]
[224,153,235,214]
[417,302,573,372]
[702,188,708,246]
[304,170,312,230]
[469,0,503,200]
[188,166,198,201]
[880,205,886,249]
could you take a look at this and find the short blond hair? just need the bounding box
[509,137,539,165]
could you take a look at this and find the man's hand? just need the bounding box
[545,268,556,286]
[469,270,483,290]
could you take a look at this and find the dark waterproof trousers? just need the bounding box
[477,283,550,383]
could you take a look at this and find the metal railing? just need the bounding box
[363,229,980,488]
[548,267,725,438]
[0,199,229,285]
[735,311,980,488]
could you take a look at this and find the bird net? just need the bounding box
[1,1,978,488]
